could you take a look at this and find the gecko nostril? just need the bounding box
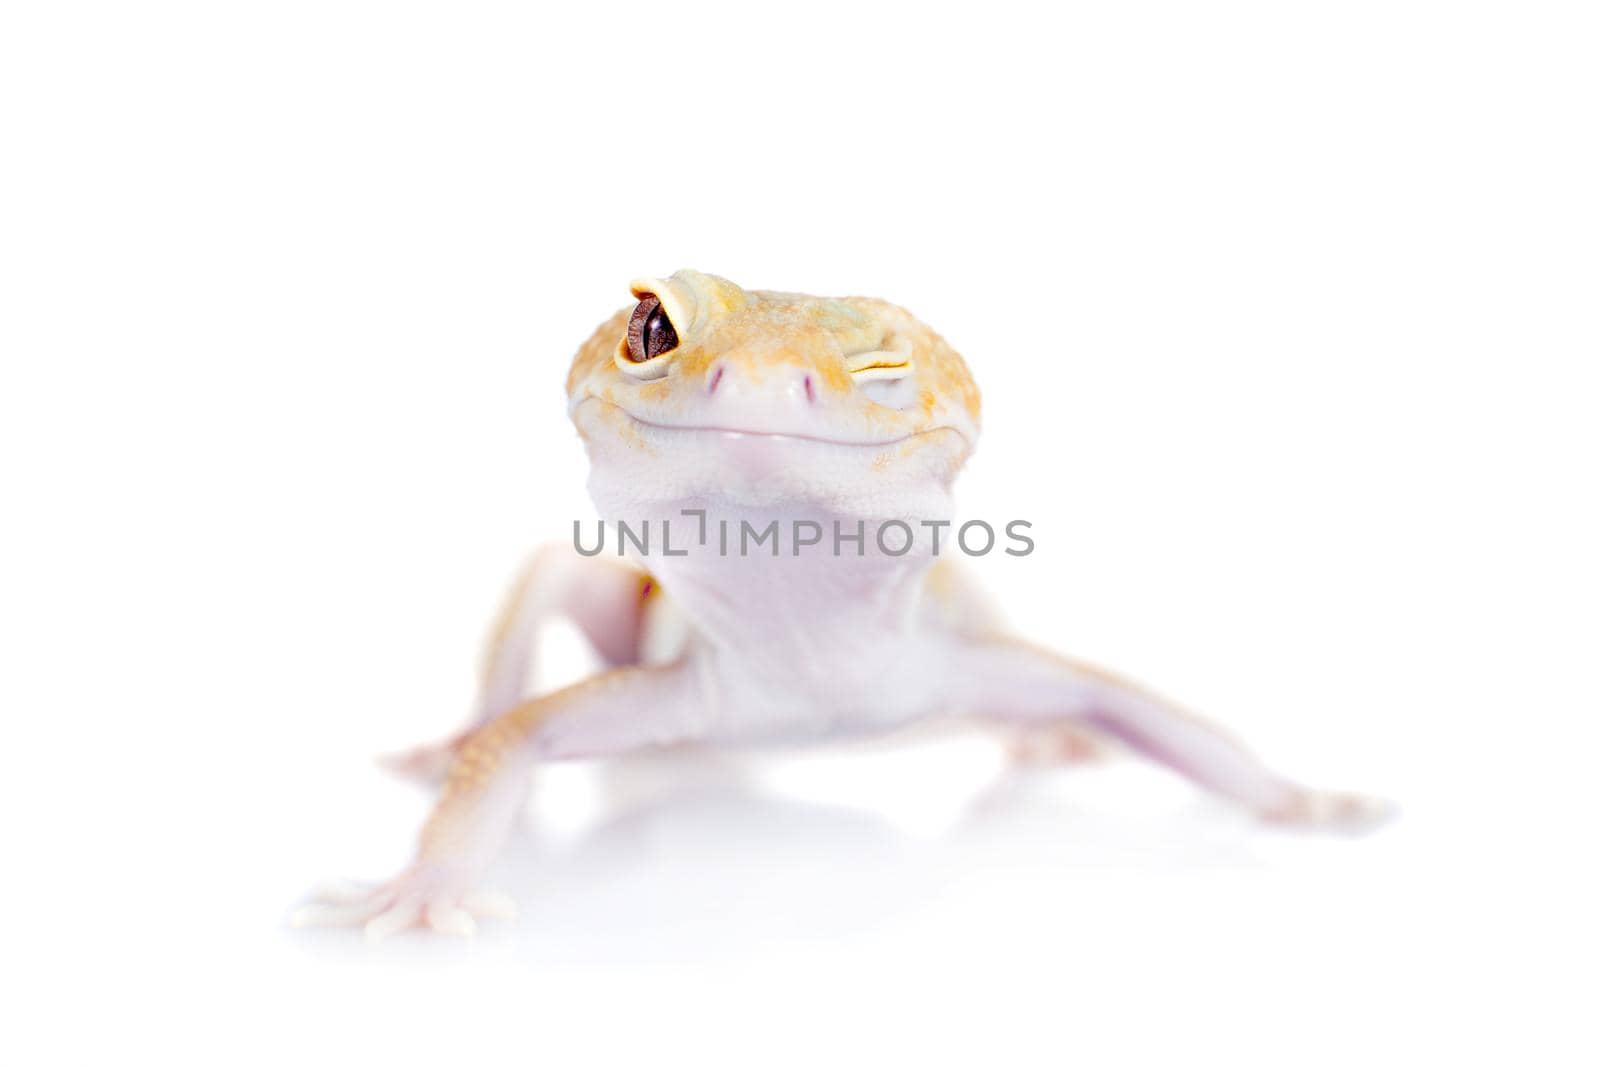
[803,374,815,404]
[707,364,725,396]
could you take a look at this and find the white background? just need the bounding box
[4,2,1597,1063]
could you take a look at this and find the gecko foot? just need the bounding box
[291,868,516,941]
[376,732,468,785]
[1261,789,1396,834]
[1007,722,1116,766]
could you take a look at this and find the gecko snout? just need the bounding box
[701,357,818,408]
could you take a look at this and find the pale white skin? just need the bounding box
[297,270,1388,940]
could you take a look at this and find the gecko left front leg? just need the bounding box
[297,660,705,939]
[947,637,1392,828]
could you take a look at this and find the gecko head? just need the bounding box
[565,270,981,519]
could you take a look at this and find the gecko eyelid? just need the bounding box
[845,337,915,383]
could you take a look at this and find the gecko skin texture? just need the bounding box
[297,269,1391,940]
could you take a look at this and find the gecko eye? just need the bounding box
[625,295,679,362]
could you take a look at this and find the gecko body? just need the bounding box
[298,270,1387,939]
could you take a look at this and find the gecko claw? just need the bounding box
[460,890,517,920]
[1006,722,1116,766]
[364,899,424,943]
[375,735,465,785]
[293,869,515,939]
[1263,789,1396,834]
[423,901,477,937]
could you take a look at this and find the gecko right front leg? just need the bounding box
[298,659,705,939]
[380,544,659,782]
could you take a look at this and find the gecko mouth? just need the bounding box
[574,397,926,449]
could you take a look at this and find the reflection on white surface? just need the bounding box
[289,737,1368,964]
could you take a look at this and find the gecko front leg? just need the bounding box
[380,545,658,783]
[948,638,1391,828]
[298,660,705,939]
